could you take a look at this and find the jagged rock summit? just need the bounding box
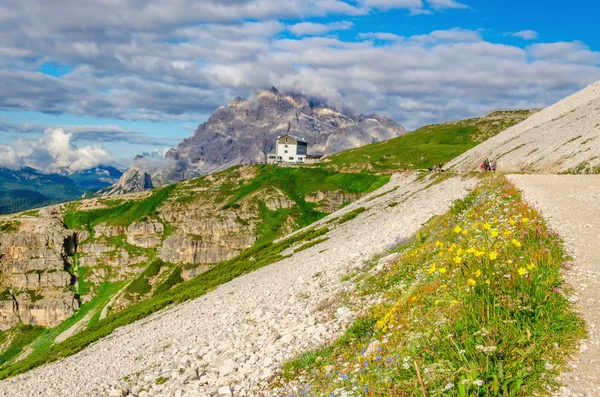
[99,168,154,197]
[447,80,600,173]
[159,87,407,182]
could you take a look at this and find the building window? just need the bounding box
[284,150,288,153]
[289,157,294,160]
[285,144,288,148]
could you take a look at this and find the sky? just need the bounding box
[0,0,599,171]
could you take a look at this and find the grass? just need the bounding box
[0,281,124,370]
[0,221,20,233]
[318,110,535,174]
[0,325,46,366]
[64,185,175,231]
[294,237,329,253]
[338,207,368,224]
[276,176,584,396]
[0,226,329,379]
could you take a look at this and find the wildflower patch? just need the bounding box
[275,176,585,396]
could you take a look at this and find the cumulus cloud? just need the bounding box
[5,128,114,172]
[508,30,539,40]
[288,21,354,36]
[0,0,599,134]
[426,0,468,9]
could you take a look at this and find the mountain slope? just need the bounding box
[319,109,538,173]
[0,110,536,384]
[447,81,600,173]
[160,87,407,182]
[0,167,84,214]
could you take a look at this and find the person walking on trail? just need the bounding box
[481,161,486,172]
[491,160,497,172]
[484,159,490,171]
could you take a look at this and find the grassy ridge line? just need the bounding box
[318,111,535,173]
[277,176,584,396]
[0,226,329,380]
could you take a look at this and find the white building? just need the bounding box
[267,135,308,164]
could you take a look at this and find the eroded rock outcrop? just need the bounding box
[0,217,80,330]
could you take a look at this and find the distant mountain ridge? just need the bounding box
[157,87,407,183]
[0,166,123,214]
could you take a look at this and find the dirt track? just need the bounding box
[509,175,600,397]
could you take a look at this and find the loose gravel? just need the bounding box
[0,174,476,397]
[509,175,600,397]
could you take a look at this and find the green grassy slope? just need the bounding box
[319,110,537,173]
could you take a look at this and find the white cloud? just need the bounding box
[409,28,482,43]
[508,30,539,40]
[358,32,404,42]
[529,41,600,65]
[7,128,114,172]
[288,21,354,36]
[426,0,468,10]
[362,0,423,10]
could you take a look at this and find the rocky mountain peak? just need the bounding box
[99,168,154,197]
[157,88,407,184]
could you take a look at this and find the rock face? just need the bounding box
[0,217,81,330]
[160,87,407,183]
[448,80,600,173]
[99,168,154,197]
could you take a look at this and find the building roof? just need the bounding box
[276,134,307,143]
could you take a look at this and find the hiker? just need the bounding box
[484,159,490,171]
[480,161,485,172]
[491,160,497,172]
[432,164,438,172]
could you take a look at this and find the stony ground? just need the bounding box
[448,81,600,174]
[0,174,476,397]
[509,175,600,397]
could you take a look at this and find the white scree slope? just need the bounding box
[0,174,475,397]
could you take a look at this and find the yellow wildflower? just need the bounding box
[462,229,469,236]
[493,219,499,224]
[522,217,529,224]
[483,223,492,230]
[454,256,462,264]
[452,300,459,306]
[475,250,485,258]
[490,229,499,238]
[454,225,463,234]
[475,269,482,278]
[439,267,448,274]
[485,279,491,286]
[435,300,440,305]
[511,239,522,248]
[466,247,476,254]
[473,223,479,229]
[456,248,464,256]
[435,240,443,248]
[527,262,537,271]
[509,218,515,226]
[489,251,499,260]
[503,229,512,236]
[467,278,476,286]
[518,267,527,276]
[438,252,444,257]
[411,296,418,302]
[428,264,437,274]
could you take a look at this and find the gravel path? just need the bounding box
[509,175,600,397]
[0,174,476,397]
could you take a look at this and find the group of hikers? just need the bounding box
[481,159,497,172]
[429,163,445,172]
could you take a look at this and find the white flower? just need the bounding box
[402,362,411,369]
[444,383,455,390]
[473,379,484,387]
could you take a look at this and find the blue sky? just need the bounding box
[0,0,599,171]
